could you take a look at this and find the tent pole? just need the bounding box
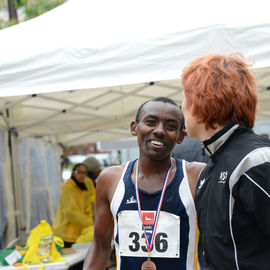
[7,109,26,245]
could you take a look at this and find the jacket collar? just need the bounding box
[202,122,239,157]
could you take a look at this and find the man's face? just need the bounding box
[131,101,183,160]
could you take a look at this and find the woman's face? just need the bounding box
[73,165,87,183]
[181,92,200,139]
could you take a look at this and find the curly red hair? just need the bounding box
[182,54,257,129]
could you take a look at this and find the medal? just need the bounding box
[141,257,157,270]
[135,159,172,270]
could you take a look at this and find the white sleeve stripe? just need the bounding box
[110,161,129,215]
[243,172,270,198]
[228,147,270,270]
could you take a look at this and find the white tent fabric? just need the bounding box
[17,138,62,237]
[1,0,269,96]
[0,131,15,248]
[0,0,270,146]
[0,0,270,97]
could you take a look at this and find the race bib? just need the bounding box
[118,210,180,258]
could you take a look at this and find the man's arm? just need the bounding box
[83,166,123,270]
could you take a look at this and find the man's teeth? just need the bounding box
[151,140,164,146]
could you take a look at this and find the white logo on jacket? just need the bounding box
[218,171,228,184]
[198,178,206,189]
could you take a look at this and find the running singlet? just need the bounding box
[110,159,199,270]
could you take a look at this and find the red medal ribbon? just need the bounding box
[134,159,172,252]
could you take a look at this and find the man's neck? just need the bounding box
[135,157,173,193]
[138,156,172,175]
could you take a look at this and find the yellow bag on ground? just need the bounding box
[75,225,94,243]
[23,220,66,265]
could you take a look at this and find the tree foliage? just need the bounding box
[23,0,66,21]
[0,0,66,29]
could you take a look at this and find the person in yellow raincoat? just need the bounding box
[74,157,102,244]
[53,163,95,248]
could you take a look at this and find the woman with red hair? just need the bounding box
[181,54,270,270]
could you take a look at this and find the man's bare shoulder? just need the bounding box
[185,161,206,175]
[98,163,127,181]
[96,163,129,202]
[184,161,206,200]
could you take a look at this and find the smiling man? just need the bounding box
[83,97,205,270]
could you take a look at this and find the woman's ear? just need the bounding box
[176,130,186,144]
[130,121,137,136]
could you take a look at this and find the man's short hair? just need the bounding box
[182,53,257,129]
[135,97,184,131]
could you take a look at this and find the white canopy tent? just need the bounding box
[0,0,270,146]
[0,0,270,246]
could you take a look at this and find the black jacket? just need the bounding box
[196,123,270,270]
